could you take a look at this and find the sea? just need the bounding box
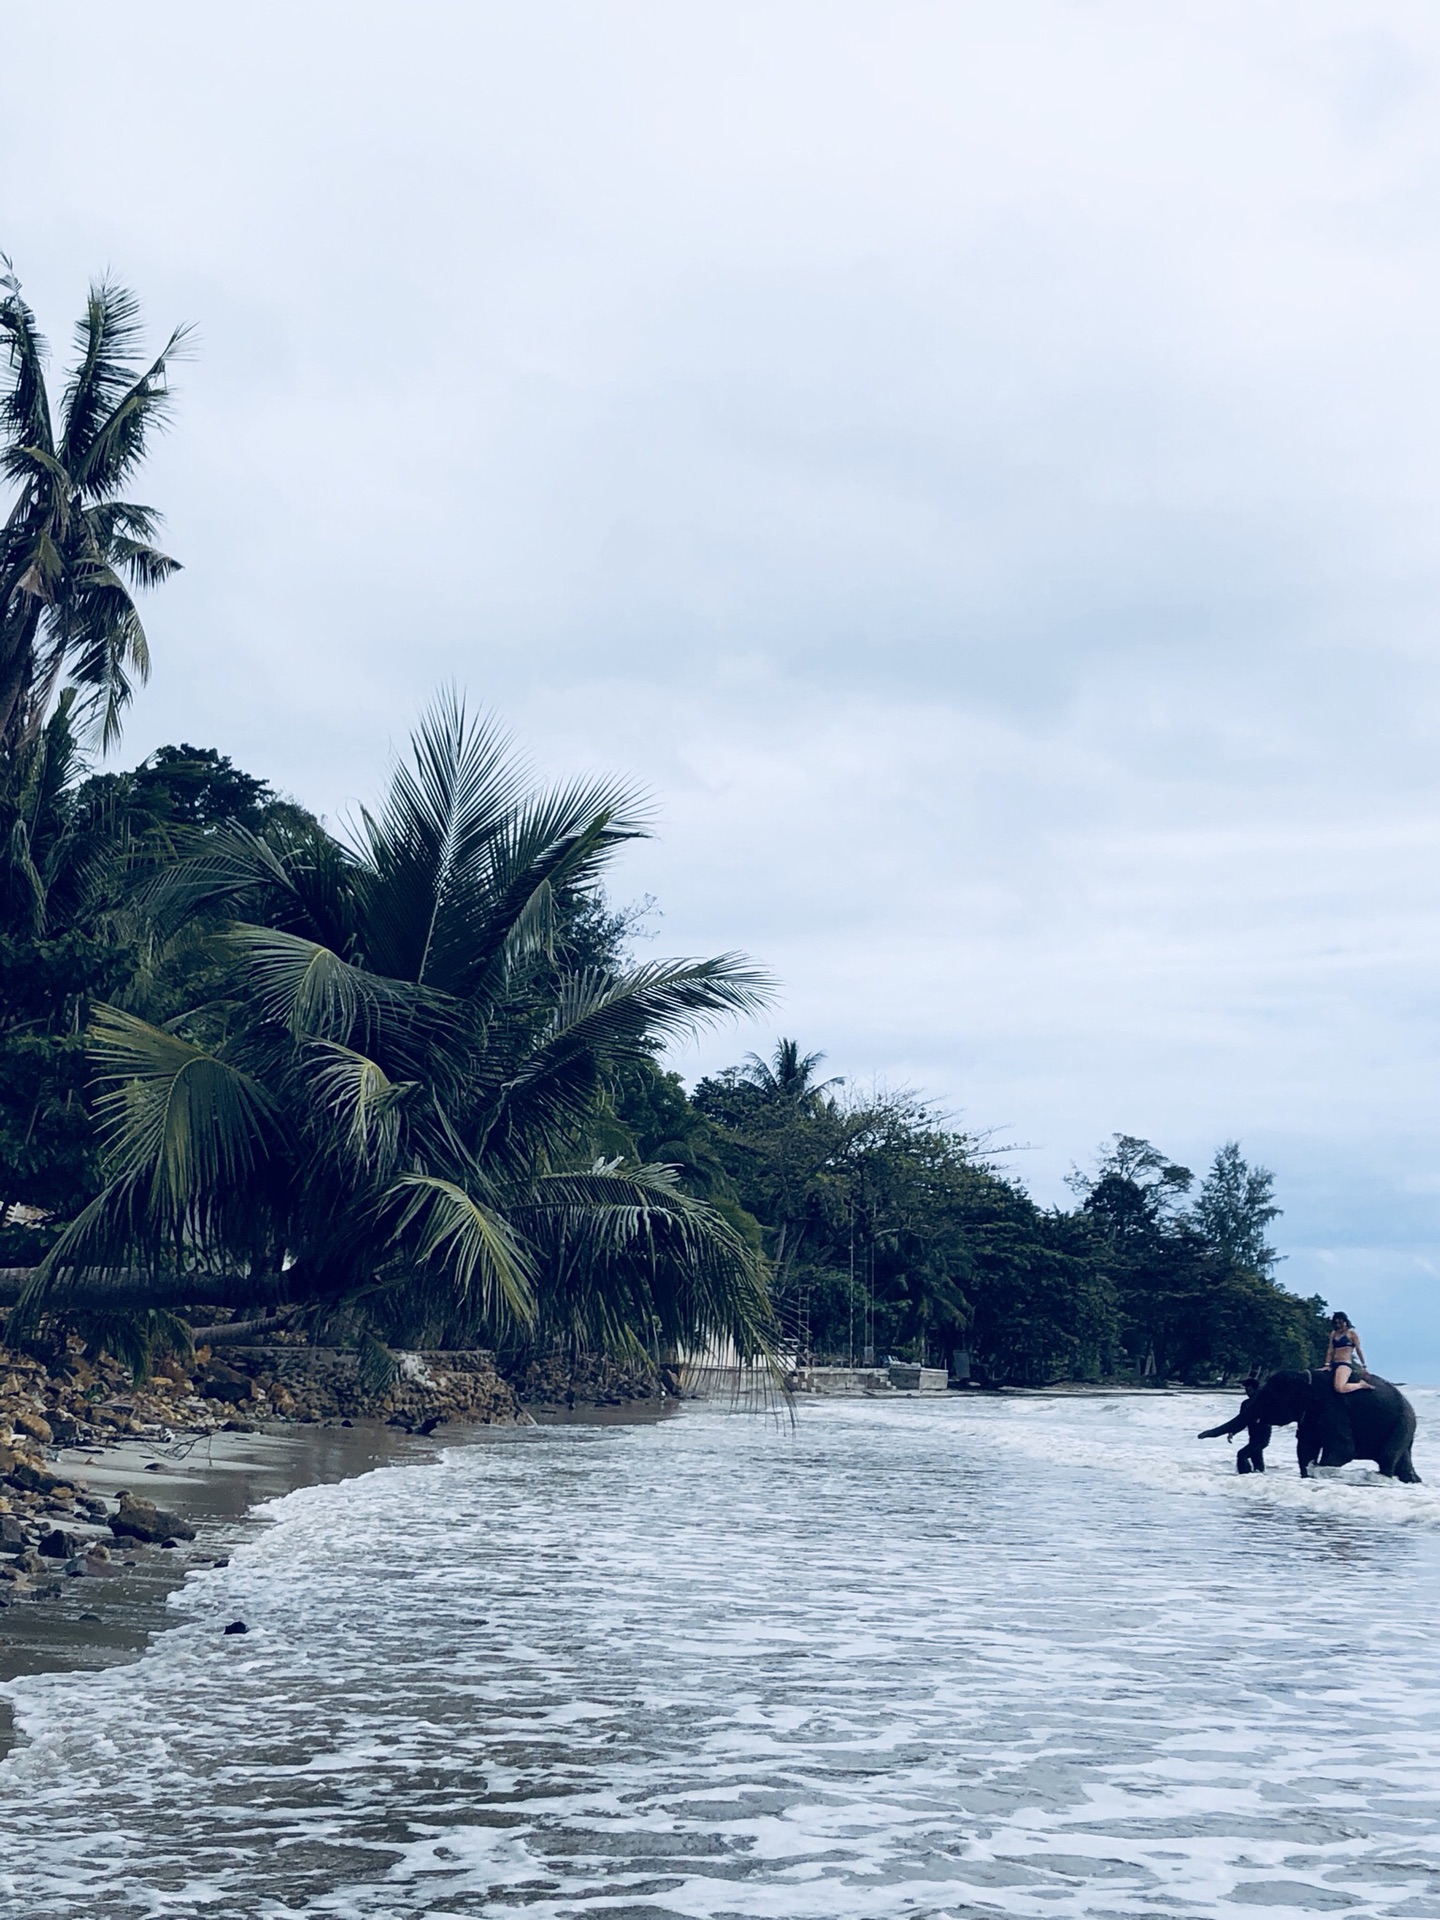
[1,1388,1438,1919]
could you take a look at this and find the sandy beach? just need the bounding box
[0,1400,683,1758]
[0,1420,454,1752]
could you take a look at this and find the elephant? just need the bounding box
[1199,1369,1421,1482]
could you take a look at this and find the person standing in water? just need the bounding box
[1325,1311,1371,1393]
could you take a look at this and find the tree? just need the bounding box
[0,694,138,1248]
[1192,1141,1280,1274]
[692,1046,1117,1377]
[0,264,185,760]
[0,707,318,1253]
[1075,1133,1323,1381]
[24,695,780,1372]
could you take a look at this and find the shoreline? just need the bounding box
[0,1420,437,1755]
[0,1401,680,1760]
[1,1379,1373,1761]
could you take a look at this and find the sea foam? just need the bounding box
[1,1392,1437,1917]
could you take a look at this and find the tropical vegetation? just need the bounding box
[0,262,1330,1390]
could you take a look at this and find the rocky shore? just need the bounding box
[0,1329,670,1638]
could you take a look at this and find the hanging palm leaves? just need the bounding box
[25,694,780,1370]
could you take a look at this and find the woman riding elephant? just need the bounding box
[1199,1365,1420,1482]
[1325,1311,1370,1396]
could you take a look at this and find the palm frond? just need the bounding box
[141,825,358,947]
[353,690,527,983]
[61,280,191,496]
[388,1171,535,1324]
[302,1039,410,1169]
[88,1004,275,1209]
[226,924,442,1052]
[0,275,53,455]
[485,957,774,1162]
[524,1162,779,1363]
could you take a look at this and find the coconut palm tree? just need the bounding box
[0,263,185,761]
[25,695,779,1368]
[740,1038,843,1109]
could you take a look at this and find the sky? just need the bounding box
[3,1,1440,1369]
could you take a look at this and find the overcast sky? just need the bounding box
[5,2,1440,1368]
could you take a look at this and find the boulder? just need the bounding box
[197,1361,253,1404]
[109,1490,196,1544]
[37,1528,83,1559]
[3,1458,74,1498]
[13,1410,53,1445]
[0,1513,25,1549]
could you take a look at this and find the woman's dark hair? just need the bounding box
[1331,1310,1352,1329]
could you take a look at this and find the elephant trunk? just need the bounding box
[1199,1406,1252,1441]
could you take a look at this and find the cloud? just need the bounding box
[3,0,1440,1366]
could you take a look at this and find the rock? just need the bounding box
[12,1410,53,1445]
[79,1609,101,1622]
[198,1362,252,1404]
[4,1459,74,1498]
[0,1513,24,1549]
[222,1420,255,1433]
[144,1461,165,1472]
[37,1528,83,1559]
[223,1619,248,1634]
[46,1412,83,1445]
[109,1490,196,1544]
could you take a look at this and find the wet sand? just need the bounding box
[0,1402,675,1756]
[0,1421,445,1751]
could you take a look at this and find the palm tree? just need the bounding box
[0,263,186,762]
[740,1038,843,1109]
[25,695,780,1370]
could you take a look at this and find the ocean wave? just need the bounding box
[1,1398,1437,1918]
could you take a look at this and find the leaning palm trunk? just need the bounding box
[24,696,781,1370]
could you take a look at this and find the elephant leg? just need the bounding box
[1295,1416,1320,1478]
[1310,1391,1356,1468]
[1393,1449,1423,1485]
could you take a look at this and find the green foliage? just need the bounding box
[669,1047,1325,1386]
[1073,1135,1327,1381]
[686,1042,1106,1375]
[0,695,317,1237]
[65,1306,193,1383]
[28,695,781,1374]
[1,264,187,756]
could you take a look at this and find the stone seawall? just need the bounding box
[201,1347,519,1428]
